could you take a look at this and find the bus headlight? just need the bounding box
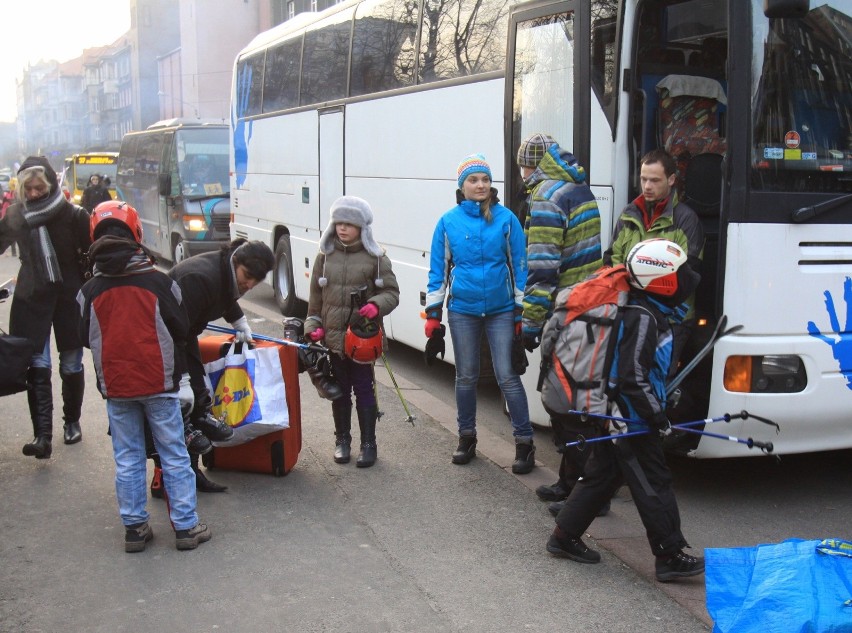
[183,216,207,232]
[723,355,806,393]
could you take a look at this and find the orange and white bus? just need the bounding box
[61,152,118,205]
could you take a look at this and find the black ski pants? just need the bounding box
[555,431,687,557]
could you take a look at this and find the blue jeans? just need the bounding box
[31,337,83,374]
[448,310,532,439]
[107,396,198,530]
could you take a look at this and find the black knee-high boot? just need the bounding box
[23,367,53,459]
[61,370,84,444]
[332,400,352,464]
[356,405,378,468]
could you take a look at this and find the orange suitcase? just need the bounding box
[199,334,302,476]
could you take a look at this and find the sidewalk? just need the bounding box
[0,251,710,632]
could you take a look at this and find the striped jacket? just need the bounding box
[522,147,602,331]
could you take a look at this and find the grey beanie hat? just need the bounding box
[318,195,383,257]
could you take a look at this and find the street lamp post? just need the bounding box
[157,91,199,120]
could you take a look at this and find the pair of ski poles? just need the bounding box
[205,323,415,425]
[562,409,779,454]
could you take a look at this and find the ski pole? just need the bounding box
[379,352,415,426]
[205,323,329,353]
[563,410,777,453]
[667,315,743,396]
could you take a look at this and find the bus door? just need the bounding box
[318,106,345,232]
[159,131,182,260]
[505,0,588,215]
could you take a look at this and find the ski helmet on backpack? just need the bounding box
[625,239,686,297]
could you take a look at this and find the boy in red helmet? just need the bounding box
[77,200,212,553]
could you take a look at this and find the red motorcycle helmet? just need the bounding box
[344,319,383,364]
[90,200,143,242]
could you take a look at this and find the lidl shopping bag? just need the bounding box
[706,538,852,633]
[203,343,289,446]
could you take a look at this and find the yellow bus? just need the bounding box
[60,152,119,205]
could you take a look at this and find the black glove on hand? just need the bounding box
[511,333,528,375]
[424,324,446,366]
[653,416,673,438]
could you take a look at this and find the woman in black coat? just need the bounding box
[80,174,112,213]
[0,156,92,458]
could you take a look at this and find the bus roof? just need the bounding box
[238,1,358,56]
[145,118,228,130]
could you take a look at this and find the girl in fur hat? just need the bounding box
[303,196,399,468]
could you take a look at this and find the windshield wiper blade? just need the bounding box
[791,193,852,223]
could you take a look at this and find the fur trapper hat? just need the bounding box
[319,195,383,257]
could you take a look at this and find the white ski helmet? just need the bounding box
[625,239,687,297]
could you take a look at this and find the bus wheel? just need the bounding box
[273,236,296,315]
[172,239,187,265]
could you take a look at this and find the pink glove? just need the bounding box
[308,328,325,342]
[359,303,379,320]
[425,319,442,338]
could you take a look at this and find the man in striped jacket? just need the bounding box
[517,133,604,511]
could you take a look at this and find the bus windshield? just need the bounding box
[175,128,230,197]
[73,154,118,190]
[750,0,852,193]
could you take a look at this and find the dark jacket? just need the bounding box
[81,185,112,213]
[78,237,189,399]
[168,248,244,337]
[0,198,91,352]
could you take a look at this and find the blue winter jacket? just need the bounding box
[426,196,527,317]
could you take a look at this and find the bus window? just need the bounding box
[263,37,303,112]
[418,0,511,83]
[235,52,265,118]
[62,153,119,205]
[300,8,355,105]
[350,0,419,97]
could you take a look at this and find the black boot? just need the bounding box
[23,367,53,459]
[355,405,378,468]
[511,438,536,474]
[61,370,84,444]
[332,400,352,464]
[191,453,227,493]
[452,434,477,465]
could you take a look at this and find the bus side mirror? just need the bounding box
[158,173,172,196]
[764,0,809,18]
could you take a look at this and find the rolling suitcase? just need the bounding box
[199,334,302,476]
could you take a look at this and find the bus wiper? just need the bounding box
[791,193,852,223]
[186,192,231,201]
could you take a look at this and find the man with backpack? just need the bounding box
[546,238,705,583]
[516,133,603,510]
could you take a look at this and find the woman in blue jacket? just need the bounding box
[425,154,535,473]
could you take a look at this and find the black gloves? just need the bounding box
[424,323,446,366]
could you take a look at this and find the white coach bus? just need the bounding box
[230,0,852,457]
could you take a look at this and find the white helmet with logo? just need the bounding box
[625,239,687,297]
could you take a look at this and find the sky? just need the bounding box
[0,0,131,123]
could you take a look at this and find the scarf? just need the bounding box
[90,236,155,277]
[21,187,66,284]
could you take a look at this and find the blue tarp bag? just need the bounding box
[706,538,852,633]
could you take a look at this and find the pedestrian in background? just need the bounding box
[0,156,91,458]
[80,174,112,212]
[304,195,399,468]
[79,201,210,552]
[516,133,604,507]
[547,239,705,584]
[425,154,535,473]
[0,177,18,256]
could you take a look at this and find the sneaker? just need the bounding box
[175,523,212,551]
[546,531,601,564]
[655,549,705,582]
[125,522,153,553]
[185,424,213,455]
[536,481,570,502]
[194,413,234,442]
